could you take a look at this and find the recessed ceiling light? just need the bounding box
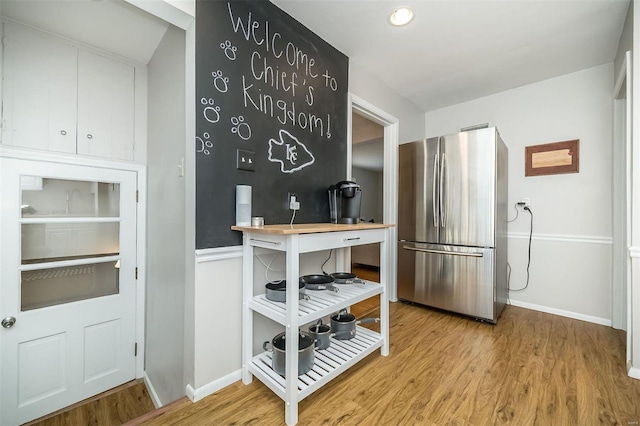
[389,6,414,27]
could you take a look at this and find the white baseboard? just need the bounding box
[185,369,242,403]
[628,362,640,380]
[508,299,611,326]
[143,371,163,409]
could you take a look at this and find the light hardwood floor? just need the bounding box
[134,303,640,425]
[27,379,155,426]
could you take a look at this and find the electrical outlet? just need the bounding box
[288,193,300,210]
[236,149,255,171]
[520,198,531,208]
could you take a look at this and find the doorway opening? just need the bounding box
[348,95,399,305]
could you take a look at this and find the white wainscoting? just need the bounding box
[507,232,612,326]
[195,246,243,263]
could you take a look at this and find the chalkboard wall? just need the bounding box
[196,0,349,249]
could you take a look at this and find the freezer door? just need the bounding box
[398,138,440,243]
[439,128,496,247]
[397,242,496,321]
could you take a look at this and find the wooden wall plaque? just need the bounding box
[525,139,579,177]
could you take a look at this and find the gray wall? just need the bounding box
[349,62,426,143]
[146,24,187,405]
[352,166,383,222]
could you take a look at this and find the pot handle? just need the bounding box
[327,284,339,293]
[336,308,349,319]
[300,294,311,301]
[262,341,272,352]
[331,330,355,339]
[357,318,380,325]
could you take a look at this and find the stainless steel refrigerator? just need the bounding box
[397,127,508,323]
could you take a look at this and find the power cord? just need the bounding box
[321,249,333,275]
[507,203,520,222]
[256,253,284,283]
[509,206,533,292]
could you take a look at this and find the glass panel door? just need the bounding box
[20,177,122,310]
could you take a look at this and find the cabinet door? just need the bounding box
[77,51,135,161]
[1,22,78,153]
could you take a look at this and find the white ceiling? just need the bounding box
[272,0,630,112]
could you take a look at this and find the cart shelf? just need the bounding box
[249,281,382,326]
[249,326,382,401]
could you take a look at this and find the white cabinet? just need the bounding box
[1,21,78,153]
[233,223,391,426]
[77,51,135,160]
[1,22,135,161]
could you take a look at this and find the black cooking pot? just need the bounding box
[309,319,353,349]
[265,280,308,302]
[299,274,339,293]
[263,331,315,376]
[330,308,379,340]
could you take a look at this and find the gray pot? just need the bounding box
[263,331,315,376]
[330,308,379,340]
[309,319,353,349]
[265,280,309,302]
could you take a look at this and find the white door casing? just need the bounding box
[0,158,138,425]
[348,94,399,302]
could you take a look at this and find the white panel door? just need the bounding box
[1,22,78,153]
[77,51,135,161]
[0,159,138,425]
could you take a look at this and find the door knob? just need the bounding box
[2,316,16,328]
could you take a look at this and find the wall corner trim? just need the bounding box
[143,371,163,409]
[185,369,242,402]
[628,246,640,258]
[508,299,611,326]
[196,246,243,263]
[628,363,640,380]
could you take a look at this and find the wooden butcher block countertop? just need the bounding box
[231,222,394,235]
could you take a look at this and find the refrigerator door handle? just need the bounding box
[440,153,446,228]
[402,245,483,257]
[432,153,439,228]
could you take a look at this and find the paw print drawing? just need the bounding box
[212,70,229,93]
[201,98,221,124]
[220,40,237,61]
[231,116,251,141]
[196,132,214,156]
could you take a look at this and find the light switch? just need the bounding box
[237,149,255,172]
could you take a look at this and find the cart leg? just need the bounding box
[380,231,390,356]
[242,235,254,384]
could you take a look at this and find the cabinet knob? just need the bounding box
[87,134,93,139]
[60,130,67,135]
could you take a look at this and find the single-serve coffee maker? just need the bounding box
[328,181,362,224]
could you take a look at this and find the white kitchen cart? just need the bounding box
[232,223,392,425]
